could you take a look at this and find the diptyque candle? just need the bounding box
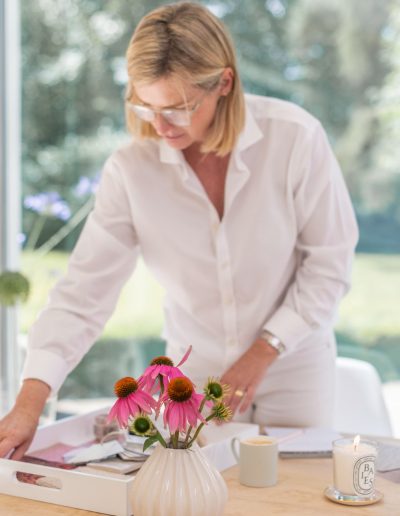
[333,436,378,497]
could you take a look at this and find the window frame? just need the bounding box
[0,0,22,413]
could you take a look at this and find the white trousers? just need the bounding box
[176,330,337,428]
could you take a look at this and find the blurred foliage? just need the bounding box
[21,0,400,253]
[368,2,400,222]
[0,271,30,306]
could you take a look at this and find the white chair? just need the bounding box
[333,357,393,437]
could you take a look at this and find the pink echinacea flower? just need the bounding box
[107,377,157,428]
[161,376,206,434]
[139,346,192,394]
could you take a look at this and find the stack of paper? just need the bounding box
[377,442,400,472]
[265,427,343,457]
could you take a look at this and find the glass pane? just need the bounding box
[20,1,400,432]
[20,1,168,416]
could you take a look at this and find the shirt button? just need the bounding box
[224,296,233,306]
[227,339,235,347]
[212,222,219,234]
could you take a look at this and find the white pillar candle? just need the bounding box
[333,436,378,497]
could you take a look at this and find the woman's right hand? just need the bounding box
[0,379,51,460]
[0,407,40,460]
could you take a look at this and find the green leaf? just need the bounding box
[143,434,161,452]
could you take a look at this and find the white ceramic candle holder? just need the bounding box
[324,436,383,506]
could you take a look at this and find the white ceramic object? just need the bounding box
[130,443,228,516]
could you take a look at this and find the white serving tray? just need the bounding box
[0,407,258,516]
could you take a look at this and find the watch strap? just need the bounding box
[259,330,286,355]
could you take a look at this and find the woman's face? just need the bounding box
[133,71,232,151]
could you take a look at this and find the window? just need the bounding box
[12,1,400,430]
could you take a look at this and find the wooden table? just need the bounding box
[0,456,398,515]
[223,457,398,515]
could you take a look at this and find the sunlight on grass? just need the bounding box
[337,254,400,343]
[20,251,164,338]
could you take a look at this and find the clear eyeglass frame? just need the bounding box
[126,91,208,127]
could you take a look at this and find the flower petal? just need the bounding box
[176,345,192,367]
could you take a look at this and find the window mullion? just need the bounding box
[0,0,21,415]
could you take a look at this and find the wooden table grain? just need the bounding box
[223,457,397,515]
[0,456,398,515]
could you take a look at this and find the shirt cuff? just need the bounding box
[263,305,312,353]
[21,349,70,395]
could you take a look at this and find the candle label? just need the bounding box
[353,455,376,495]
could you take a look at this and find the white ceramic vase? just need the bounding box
[130,443,228,516]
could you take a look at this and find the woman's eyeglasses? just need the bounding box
[127,92,207,127]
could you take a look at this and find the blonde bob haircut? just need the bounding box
[125,2,245,156]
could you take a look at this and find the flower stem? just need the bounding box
[184,425,193,446]
[199,397,207,414]
[26,214,47,250]
[183,396,209,446]
[33,199,93,259]
[184,396,209,446]
[172,430,179,449]
[187,414,214,447]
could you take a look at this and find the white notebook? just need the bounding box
[265,427,343,457]
[377,442,400,472]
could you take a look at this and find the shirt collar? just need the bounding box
[159,138,182,165]
[236,102,263,152]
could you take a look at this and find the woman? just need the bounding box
[0,2,358,460]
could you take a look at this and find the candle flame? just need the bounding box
[353,434,360,451]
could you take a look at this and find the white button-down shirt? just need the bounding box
[23,94,358,393]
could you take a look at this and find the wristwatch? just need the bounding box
[259,329,286,355]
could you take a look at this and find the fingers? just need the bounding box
[229,388,246,415]
[221,382,251,419]
[239,385,256,413]
[0,409,38,460]
[221,374,247,417]
[0,437,16,459]
[10,439,32,460]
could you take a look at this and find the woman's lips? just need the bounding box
[161,133,185,140]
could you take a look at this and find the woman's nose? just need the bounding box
[152,113,173,134]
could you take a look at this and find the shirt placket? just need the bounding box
[211,215,239,357]
[211,154,250,361]
[179,154,248,363]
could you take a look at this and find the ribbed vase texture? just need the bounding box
[130,444,228,516]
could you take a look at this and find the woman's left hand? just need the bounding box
[220,339,279,418]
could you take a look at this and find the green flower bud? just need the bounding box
[211,403,232,422]
[204,377,229,402]
[129,414,154,436]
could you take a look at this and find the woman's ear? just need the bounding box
[219,67,234,96]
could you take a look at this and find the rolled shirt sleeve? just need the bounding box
[264,123,359,353]
[22,156,139,393]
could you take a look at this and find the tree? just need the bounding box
[368,1,400,221]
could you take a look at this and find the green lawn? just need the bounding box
[337,254,400,342]
[21,251,400,342]
[20,251,164,338]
